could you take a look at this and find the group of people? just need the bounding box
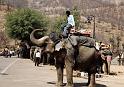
[96,42,113,74]
[30,46,54,67]
[0,48,15,58]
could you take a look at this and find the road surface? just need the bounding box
[0,56,124,87]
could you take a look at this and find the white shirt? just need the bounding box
[9,51,13,54]
[35,52,41,58]
[95,42,100,50]
[67,15,75,26]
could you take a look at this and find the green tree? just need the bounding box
[53,16,66,34]
[5,8,48,42]
[0,31,9,47]
[109,36,115,52]
[52,8,80,34]
[72,7,81,29]
[53,7,80,33]
[0,0,4,4]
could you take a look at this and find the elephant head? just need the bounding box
[30,29,55,53]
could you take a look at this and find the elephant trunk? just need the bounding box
[30,29,49,46]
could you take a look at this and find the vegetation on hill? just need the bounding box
[5,8,48,42]
[0,0,124,56]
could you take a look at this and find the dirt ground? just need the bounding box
[95,65,124,87]
[0,58,124,87]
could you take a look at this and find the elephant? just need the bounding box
[30,29,102,87]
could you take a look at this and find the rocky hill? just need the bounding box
[1,0,124,50]
[27,0,124,44]
[0,11,6,31]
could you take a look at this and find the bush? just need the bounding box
[5,8,49,41]
[52,16,66,34]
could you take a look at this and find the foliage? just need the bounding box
[116,36,121,48]
[5,8,48,41]
[71,7,81,29]
[52,7,80,34]
[52,16,66,34]
[0,31,8,47]
[122,43,124,52]
[0,0,4,4]
[109,37,115,46]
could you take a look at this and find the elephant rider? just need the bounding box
[61,10,75,38]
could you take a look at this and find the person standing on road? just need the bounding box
[62,10,75,38]
[102,46,112,75]
[9,50,13,58]
[34,50,41,66]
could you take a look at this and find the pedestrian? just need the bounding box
[62,10,75,38]
[122,58,124,65]
[9,50,13,58]
[17,49,20,58]
[34,50,41,66]
[104,47,112,74]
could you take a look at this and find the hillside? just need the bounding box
[27,0,124,44]
[1,0,124,49]
[2,0,124,28]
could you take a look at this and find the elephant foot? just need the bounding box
[66,84,74,87]
[88,84,95,87]
[86,82,90,86]
[104,72,108,75]
[56,83,65,87]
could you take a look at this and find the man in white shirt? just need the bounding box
[35,50,41,66]
[9,50,13,58]
[62,10,75,38]
[35,51,41,58]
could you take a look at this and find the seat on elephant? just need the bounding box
[68,35,95,48]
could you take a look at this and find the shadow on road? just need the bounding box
[74,83,106,87]
[109,72,117,75]
[47,82,107,87]
[0,73,8,75]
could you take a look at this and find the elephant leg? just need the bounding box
[101,64,104,73]
[103,61,108,75]
[34,58,37,66]
[37,58,40,66]
[36,58,39,66]
[43,53,47,65]
[56,66,64,86]
[87,73,91,85]
[65,65,73,87]
[88,73,95,87]
[107,61,111,74]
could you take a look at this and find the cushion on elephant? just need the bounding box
[68,35,95,47]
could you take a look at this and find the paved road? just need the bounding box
[0,56,18,74]
[0,56,124,87]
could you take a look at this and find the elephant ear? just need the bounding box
[68,36,79,46]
